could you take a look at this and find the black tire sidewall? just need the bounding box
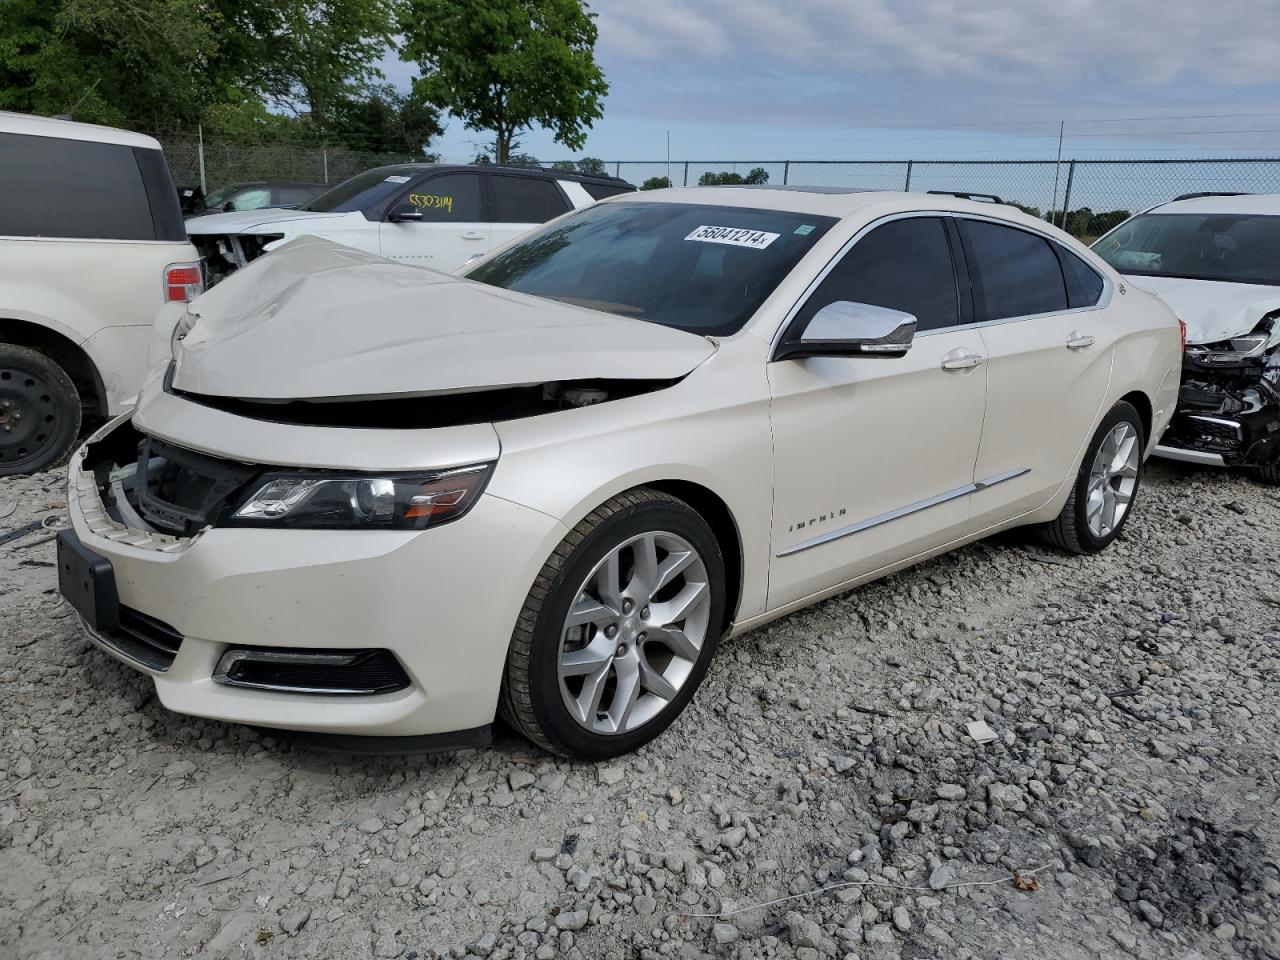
[526,500,725,760]
[1069,402,1145,552]
[0,345,82,476]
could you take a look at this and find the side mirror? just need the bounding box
[775,301,916,361]
[222,200,235,212]
[388,203,424,223]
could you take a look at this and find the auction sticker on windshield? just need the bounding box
[685,225,780,249]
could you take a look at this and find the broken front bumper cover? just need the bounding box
[1155,375,1280,468]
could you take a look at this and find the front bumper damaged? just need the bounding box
[1156,353,1280,467]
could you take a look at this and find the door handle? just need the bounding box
[461,231,486,241]
[940,350,985,372]
[1066,331,1096,350]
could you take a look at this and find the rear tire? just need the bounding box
[500,488,725,760]
[1038,401,1145,554]
[1250,463,1280,486]
[0,345,82,477]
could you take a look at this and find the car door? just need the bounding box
[487,174,573,252]
[956,218,1116,529]
[767,215,989,610]
[377,172,485,270]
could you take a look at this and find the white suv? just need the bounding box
[185,163,636,285]
[0,111,201,476]
[1093,193,1280,482]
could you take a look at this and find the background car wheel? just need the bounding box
[500,488,726,760]
[0,345,82,477]
[1249,463,1280,486]
[1038,400,1145,555]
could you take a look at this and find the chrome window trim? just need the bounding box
[769,210,1113,354]
[776,468,1029,557]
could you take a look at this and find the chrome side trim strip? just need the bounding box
[1153,444,1226,466]
[776,468,1030,557]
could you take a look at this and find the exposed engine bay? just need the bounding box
[1162,312,1280,469]
[167,377,679,430]
[190,233,281,287]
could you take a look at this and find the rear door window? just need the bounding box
[0,132,158,240]
[960,219,1068,321]
[402,173,481,221]
[490,175,572,223]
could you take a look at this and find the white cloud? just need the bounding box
[594,0,1280,87]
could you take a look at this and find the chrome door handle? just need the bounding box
[1066,331,1096,350]
[940,350,985,372]
[461,231,486,241]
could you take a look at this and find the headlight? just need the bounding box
[1187,314,1280,363]
[230,464,492,530]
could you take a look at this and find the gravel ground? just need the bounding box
[1,460,1278,960]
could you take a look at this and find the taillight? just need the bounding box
[1178,318,1187,352]
[164,262,204,303]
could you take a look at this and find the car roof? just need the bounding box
[1146,193,1280,216]
[222,181,327,189]
[361,161,634,187]
[606,185,1054,227]
[0,110,162,150]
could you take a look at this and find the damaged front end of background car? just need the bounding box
[1161,310,1280,482]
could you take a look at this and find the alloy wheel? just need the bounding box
[1086,421,1140,539]
[557,531,711,735]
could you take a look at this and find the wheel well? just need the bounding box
[0,319,106,420]
[1118,390,1152,444]
[645,480,743,634]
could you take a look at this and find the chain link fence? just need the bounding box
[607,158,1280,236]
[148,128,1280,240]
[155,132,419,192]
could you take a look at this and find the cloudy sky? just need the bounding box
[383,0,1280,164]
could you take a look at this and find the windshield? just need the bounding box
[464,201,836,335]
[303,168,419,213]
[204,185,234,208]
[1094,212,1280,286]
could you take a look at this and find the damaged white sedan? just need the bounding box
[57,188,1181,759]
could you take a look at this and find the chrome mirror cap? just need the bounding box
[776,300,917,360]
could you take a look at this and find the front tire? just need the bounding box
[500,488,726,760]
[1038,401,1145,554]
[0,345,82,477]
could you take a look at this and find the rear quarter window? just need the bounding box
[581,182,635,200]
[0,132,174,241]
[490,175,572,223]
[1055,245,1106,308]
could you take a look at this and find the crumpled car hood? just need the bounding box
[183,209,352,235]
[172,236,716,401]
[1124,274,1280,344]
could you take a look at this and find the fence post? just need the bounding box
[197,125,207,194]
[783,160,790,185]
[904,160,914,191]
[323,149,329,184]
[683,161,689,187]
[615,161,621,178]
[1059,160,1076,229]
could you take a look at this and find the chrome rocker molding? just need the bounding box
[1152,444,1226,467]
[777,468,1030,557]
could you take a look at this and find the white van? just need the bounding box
[0,112,201,475]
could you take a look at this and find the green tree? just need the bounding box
[330,85,443,155]
[697,167,769,186]
[263,0,398,130]
[640,176,671,190]
[575,156,606,175]
[399,0,608,164]
[0,0,220,125]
